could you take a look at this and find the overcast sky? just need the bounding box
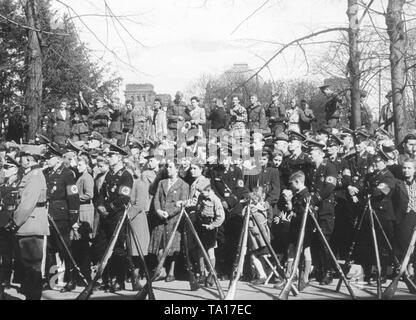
[52,0,388,99]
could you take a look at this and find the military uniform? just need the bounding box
[0,178,20,293]
[45,163,80,288]
[91,107,112,138]
[109,105,124,146]
[307,158,337,283]
[10,165,49,300]
[327,135,356,260]
[71,104,90,142]
[95,166,133,289]
[209,164,248,278]
[267,100,286,136]
[358,166,396,279]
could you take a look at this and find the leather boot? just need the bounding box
[60,271,76,293]
[131,269,142,291]
[206,273,215,287]
[319,271,334,285]
[110,278,125,293]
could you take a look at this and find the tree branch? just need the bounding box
[230,0,271,35]
[226,27,349,98]
[0,12,69,36]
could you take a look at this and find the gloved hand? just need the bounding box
[97,205,109,217]
[4,220,19,234]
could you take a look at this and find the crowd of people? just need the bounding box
[0,83,414,301]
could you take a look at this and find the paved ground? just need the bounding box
[3,277,416,300]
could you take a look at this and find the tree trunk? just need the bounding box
[386,0,407,144]
[347,0,361,130]
[24,0,43,141]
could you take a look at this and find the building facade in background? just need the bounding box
[124,84,171,107]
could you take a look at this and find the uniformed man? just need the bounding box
[95,144,133,292]
[280,130,310,189]
[267,92,287,136]
[0,157,20,297]
[44,144,80,293]
[326,135,355,260]
[306,139,337,285]
[5,151,48,300]
[360,150,396,284]
[209,150,248,279]
[91,97,113,139]
[343,129,373,207]
[319,85,342,128]
[109,99,124,146]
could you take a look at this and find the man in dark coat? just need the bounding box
[167,91,190,140]
[267,92,287,136]
[306,139,337,285]
[44,144,80,293]
[360,150,396,284]
[320,85,341,129]
[247,95,268,132]
[96,144,133,292]
[208,98,228,131]
[209,152,249,279]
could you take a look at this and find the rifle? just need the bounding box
[126,218,155,300]
[183,210,225,300]
[367,196,382,300]
[76,204,130,300]
[135,206,185,300]
[182,213,200,291]
[335,200,368,292]
[307,207,356,300]
[47,215,89,286]
[383,226,416,299]
[250,210,299,297]
[225,205,251,300]
[278,197,310,300]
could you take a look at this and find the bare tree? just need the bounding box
[347,0,362,129]
[23,0,43,140]
[386,0,407,144]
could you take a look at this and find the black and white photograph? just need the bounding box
[1,0,416,304]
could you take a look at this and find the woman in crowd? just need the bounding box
[125,158,150,290]
[69,155,95,289]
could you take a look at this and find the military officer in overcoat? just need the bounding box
[0,157,20,297]
[326,135,355,259]
[44,144,80,292]
[5,152,49,300]
[360,150,396,283]
[306,139,338,285]
[96,144,133,292]
[209,150,248,279]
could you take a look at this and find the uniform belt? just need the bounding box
[6,205,16,211]
[36,202,47,207]
[80,200,92,205]
[49,199,67,203]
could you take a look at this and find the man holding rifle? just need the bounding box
[306,139,337,285]
[44,144,80,293]
[95,143,133,293]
